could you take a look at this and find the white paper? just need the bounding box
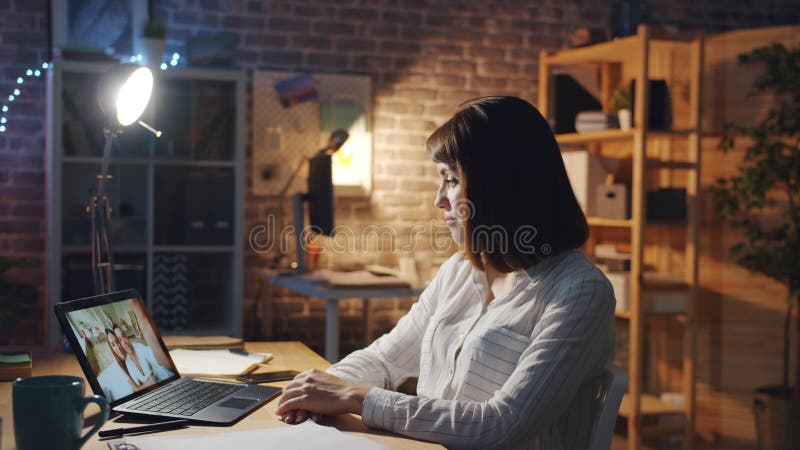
[111,420,387,450]
[168,349,271,376]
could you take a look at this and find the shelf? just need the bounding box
[619,393,684,417]
[63,245,236,253]
[641,424,687,439]
[543,30,697,66]
[615,310,687,320]
[62,246,147,253]
[588,217,694,227]
[649,160,697,170]
[556,128,700,146]
[544,35,641,64]
[63,156,236,167]
[556,129,635,145]
[642,272,690,291]
[587,217,633,228]
[153,245,236,253]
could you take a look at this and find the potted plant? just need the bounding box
[710,42,800,450]
[141,20,166,66]
[610,80,632,131]
[0,256,41,344]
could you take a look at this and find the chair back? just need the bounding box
[589,366,629,450]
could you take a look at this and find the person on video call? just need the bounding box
[275,96,616,449]
[113,324,173,386]
[96,328,136,402]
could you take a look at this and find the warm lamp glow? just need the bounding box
[115,67,153,126]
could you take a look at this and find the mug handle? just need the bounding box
[75,394,110,449]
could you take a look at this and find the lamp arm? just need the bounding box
[97,127,117,198]
[91,129,118,294]
[277,155,311,199]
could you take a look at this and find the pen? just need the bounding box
[98,419,190,438]
[229,349,269,359]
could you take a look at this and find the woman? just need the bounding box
[96,328,136,402]
[113,324,173,386]
[276,96,616,449]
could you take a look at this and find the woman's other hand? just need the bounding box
[276,369,370,423]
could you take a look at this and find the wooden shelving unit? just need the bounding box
[539,25,703,450]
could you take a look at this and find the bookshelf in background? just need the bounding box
[539,25,703,450]
[47,61,245,343]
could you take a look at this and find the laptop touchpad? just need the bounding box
[218,397,258,409]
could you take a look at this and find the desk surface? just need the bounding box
[0,342,442,450]
[268,273,424,300]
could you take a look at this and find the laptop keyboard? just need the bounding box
[127,379,244,416]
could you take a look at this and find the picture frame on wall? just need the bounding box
[50,0,148,59]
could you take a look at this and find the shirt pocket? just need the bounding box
[460,326,532,401]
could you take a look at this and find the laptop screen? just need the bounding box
[60,292,178,404]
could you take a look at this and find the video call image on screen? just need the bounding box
[66,298,176,402]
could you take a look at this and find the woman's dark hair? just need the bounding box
[426,96,588,273]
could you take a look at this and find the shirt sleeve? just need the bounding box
[359,276,616,449]
[327,259,445,390]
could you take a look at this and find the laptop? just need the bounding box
[54,289,281,424]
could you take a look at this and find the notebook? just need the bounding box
[54,289,281,424]
[169,348,272,377]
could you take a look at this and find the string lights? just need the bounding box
[1,55,183,133]
[0,61,47,133]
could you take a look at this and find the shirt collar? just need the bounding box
[470,250,574,293]
[519,249,574,285]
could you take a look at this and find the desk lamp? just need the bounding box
[276,130,348,273]
[92,64,161,294]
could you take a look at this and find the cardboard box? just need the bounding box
[595,183,628,219]
[605,271,630,312]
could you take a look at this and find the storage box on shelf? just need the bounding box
[539,25,703,450]
[46,61,245,343]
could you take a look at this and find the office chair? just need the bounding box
[589,366,629,450]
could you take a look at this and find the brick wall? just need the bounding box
[1,0,798,365]
[2,0,800,444]
[0,0,49,343]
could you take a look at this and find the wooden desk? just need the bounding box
[265,274,423,362]
[0,342,442,450]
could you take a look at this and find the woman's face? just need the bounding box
[107,332,125,359]
[115,327,133,354]
[434,162,466,246]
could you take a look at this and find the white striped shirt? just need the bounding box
[328,250,616,449]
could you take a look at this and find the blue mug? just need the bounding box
[13,375,109,450]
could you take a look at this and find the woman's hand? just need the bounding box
[276,369,371,424]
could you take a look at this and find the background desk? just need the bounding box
[265,273,423,362]
[0,342,442,450]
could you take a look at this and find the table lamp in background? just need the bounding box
[92,64,161,294]
[276,129,348,273]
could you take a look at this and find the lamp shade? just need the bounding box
[328,129,349,152]
[97,64,153,127]
[316,129,348,156]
